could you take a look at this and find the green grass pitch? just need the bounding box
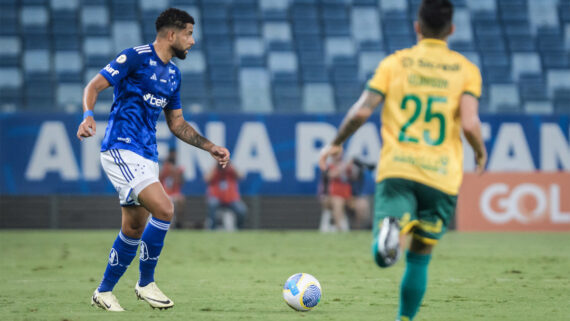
[1,230,569,321]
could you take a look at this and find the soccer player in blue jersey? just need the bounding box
[76,8,230,311]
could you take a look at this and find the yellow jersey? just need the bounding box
[367,38,482,195]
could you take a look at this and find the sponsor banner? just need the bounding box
[0,113,568,195]
[457,173,570,231]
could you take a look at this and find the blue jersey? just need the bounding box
[99,43,182,162]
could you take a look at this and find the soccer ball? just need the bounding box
[282,273,322,311]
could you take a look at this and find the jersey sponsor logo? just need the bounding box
[149,59,157,66]
[104,64,119,77]
[117,137,131,144]
[143,93,169,108]
[116,54,127,64]
[150,73,157,81]
[160,79,167,83]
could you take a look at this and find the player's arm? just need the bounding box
[76,74,111,140]
[460,94,487,174]
[164,109,230,167]
[318,90,384,170]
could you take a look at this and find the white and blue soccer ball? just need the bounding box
[282,273,322,311]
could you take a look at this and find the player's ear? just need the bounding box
[448,24,455,37]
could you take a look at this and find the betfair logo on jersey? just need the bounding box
[104,64,119,77]
[143,93,169,108]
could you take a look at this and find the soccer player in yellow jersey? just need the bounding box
[319,0,487,320]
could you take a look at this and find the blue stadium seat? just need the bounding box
[507,36,536,52]
[542,52,570,69]
[0,68,23,111]
[553,89,570,113]
[351,7,382,44]
[0,37,21,67]
[81,6,110,36]
[511,53,542,81]
[489,84,521,113]
[234,20,260,37]
[56,82,83,112]
[302,83,335,113]
[273,83,302,113]
[21,6,49,33]
[112,21,142,52]
[111,0,138,21]
[55,51,82,82]
[358,52,385,82]
[83,37,113,67]
[51,10,79,36]
[240,68,273,112]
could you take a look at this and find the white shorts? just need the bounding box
[101,149,159,206]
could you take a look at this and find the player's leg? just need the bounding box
[92,206,148,311]
[371,178,417,268]
[228,200,247,229]
[397,238,433,321]
[397,182,457,321]
[134,182,175,309]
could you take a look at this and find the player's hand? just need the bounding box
[77,116,96,141]
[318,144,343,171]
[475,150,487,175]
[209,145,230,168]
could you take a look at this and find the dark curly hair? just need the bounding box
[418,0,454,39]
[155,8,195,32]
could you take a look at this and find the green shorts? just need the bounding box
[373,178,457,245]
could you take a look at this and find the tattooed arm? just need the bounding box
[319,90,384,170]
[165,109,230,167]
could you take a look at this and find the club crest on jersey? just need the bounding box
[116,54,127,64]
[143,93,168,108]
[169,68,176,74]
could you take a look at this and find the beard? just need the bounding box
[172,45,187,60]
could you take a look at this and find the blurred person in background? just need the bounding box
[76,8,230,311]
[347,157,375,229]
[204,162,247,230]
[319,0,486,320]
[159,147,186,229]
[320,152,352,232]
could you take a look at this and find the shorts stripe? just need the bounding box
[113,149,135,179]
[109,149,132,182]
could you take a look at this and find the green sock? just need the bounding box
[398,250,431,320]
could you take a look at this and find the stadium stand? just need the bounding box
[0,0,568,114]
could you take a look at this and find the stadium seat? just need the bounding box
[528,0,559,33]
[259,0,289,20]
[302,83,335,113]
[351,7,382,44]
[56,82,83,112]
[448,8,473,43]
[325,37,356,64]
[55,51,83,82]
[466,0,495,12]
[553,89,570,113]
[358,52,385,82]
[263,22,292,45]
[547,69,570,97]
[139,0,168,12]
[268,52,298,74]
[81,6,110,36]
[235,37,264,60]
[21,6,49,33]
[380,0,407,12]
[0,37,21,67]
[524,101,553,114]
[112,21,142,52]
[489,84,520,113]
[511,53,541,81]
[240,68,273,112]
[83,37,113,67]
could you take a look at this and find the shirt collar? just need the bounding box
[418,38,448,48]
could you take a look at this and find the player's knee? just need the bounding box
[154,202,174,221]
[123,221,145,238]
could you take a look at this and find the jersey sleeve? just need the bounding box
[366,55,394,98]
[165,70,182,110]
[463,61,482,99]
[99,48,142,86]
